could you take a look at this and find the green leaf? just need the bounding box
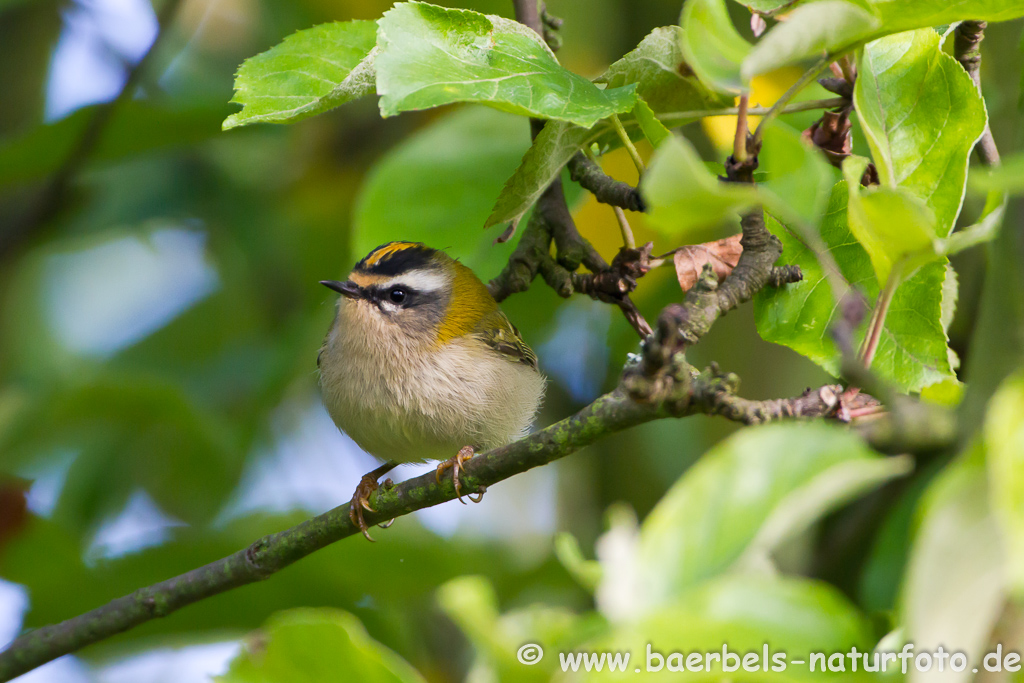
[589,575,877,683]
[732,0,800,14]
[739,1,1024,77]
[737,454,913,571]
[855,29,987,237]
[920,377,965,406]
[899,446,1006,683]
[640,135,756,237]
[635,422,906,605]
[375,2,635,127]
[742,1,880,81]
[986,368,1024,598]
[873,1,1024,33]
[742,0,1024,25]
[758,120,833,227]
[485,24,729,229]
[857,465,936,612]
[944,188,1007,255]
[484,120,595,229]
[555,532,603,591]
[755,181,958,392]
[217,608,425,683]
[484,26,728,230]
[437,575,600,683]
[354,107,530,277]
[223,21,378,130]
[679,0,752,94]
[522,121,826,242]
[596,26,731,113]
[970,152,1024,195]
[843,156,938,285]
[633,97,672,148]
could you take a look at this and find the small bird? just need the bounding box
[318,242,545,540]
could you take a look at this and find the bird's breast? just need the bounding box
[319,303,544,463]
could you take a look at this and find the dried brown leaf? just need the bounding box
[672,233,743,292]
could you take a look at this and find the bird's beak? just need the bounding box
[320,280,364,299]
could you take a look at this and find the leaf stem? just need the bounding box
[734,94,750,162]
[860,263,904,369]
[612,206,636,249]
[610,113,645,175]
[752,55,834,146]
[657,97,847,127]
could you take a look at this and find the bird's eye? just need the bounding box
[388,288,407,304]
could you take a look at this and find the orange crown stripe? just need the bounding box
[364,242,421,266]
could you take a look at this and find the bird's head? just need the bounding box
[321,242,497,346]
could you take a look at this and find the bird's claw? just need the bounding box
[436,446,485,505]
[349,463,397,541]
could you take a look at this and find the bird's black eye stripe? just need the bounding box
[367,285,419,308]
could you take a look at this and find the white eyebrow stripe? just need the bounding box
[378,269,449,293]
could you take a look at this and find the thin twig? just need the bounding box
[657,97,847,127]
[567,154,644,212]
[752,55,834,147]
[734,94,750,163]
[610,113,645,174]
[511,0,542,34]
[490,0,651,338]
[859,263,904,368]
[612,206,635,249]
[954,21,1000,166]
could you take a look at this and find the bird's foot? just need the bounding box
[349,463,397,541]
[436,446,485,504]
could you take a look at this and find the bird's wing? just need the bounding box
[476,309,538,369]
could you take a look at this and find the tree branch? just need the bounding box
[567,153,645,212]
[955,20,1000,166]
[0,349,897,681]
[511,0,542,34]
[0,166,930,678]
[560,99,852,216]
[487,177,654,337]
[1,390,659,680]
[487,0,653,337]
[0,2,978,679]
[670,197,783,344]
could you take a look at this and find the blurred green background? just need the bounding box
[0,0,1021,681]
